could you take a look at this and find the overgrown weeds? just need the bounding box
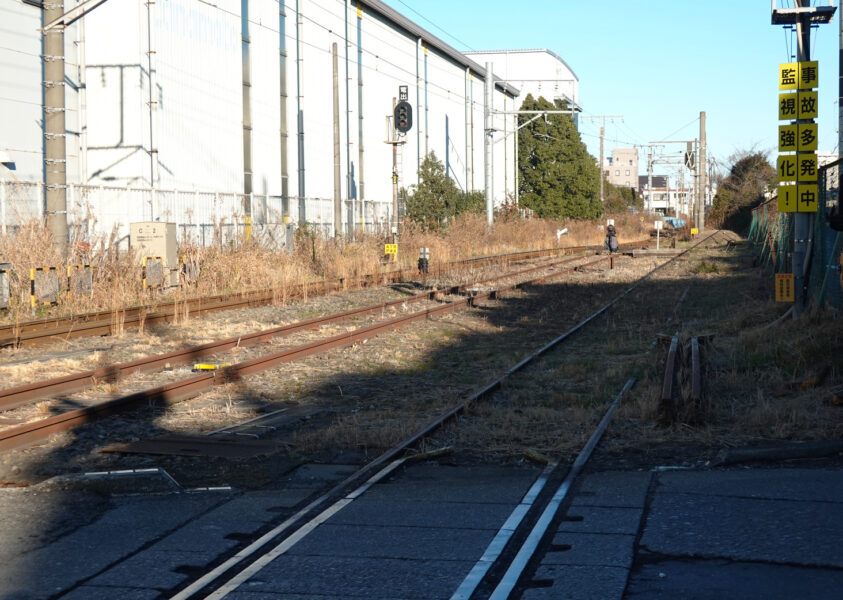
[0,213,651,325]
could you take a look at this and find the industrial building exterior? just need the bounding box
[0,0,520,243]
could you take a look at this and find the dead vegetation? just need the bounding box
[0,213,650,325]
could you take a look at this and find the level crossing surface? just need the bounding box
[2,459,842,599]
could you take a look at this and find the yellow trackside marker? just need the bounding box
[797,123,818,151]
[796,184,819,213]
[778,184,797,213]
[779,92,797,120]
[777,155,798,182]
[192,363,232,371]
[797,91,818,119]
[778,124,797,152]
[775,273,794,303]
[779,62,798,90]
[384,243,397,255]
[796,154,817,183]
[798,60,818,89]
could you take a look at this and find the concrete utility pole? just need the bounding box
[484,62,494,227]
[599,126,604,201]
[698,111,706,231]
[296,0,306,222]
[793,3,811,315]
[581,115,623,205]
[647,153,653,212]
[44,0,68,258]
[40,0,112,256]
[241,0,252,234]
[772,0,835,314]
[332,42,341,238]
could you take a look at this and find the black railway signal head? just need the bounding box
[395,101,413,134]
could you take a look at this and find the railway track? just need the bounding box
[0,252,616,451]
[167,230,722,600]
[0,244,614,349]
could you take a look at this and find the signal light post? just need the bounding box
[386,86,412,255]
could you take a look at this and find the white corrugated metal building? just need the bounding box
[0,0,519,243]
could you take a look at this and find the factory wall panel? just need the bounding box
[152,0,242,191]
[85,0,151,187]
[250,0,282,197]
[1,0,45,183]
[3,0,518,232]
[1,1,79,184]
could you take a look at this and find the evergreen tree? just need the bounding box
[517,94,602,219]
[406,152,459,230]
[406,152,485,230]
[709,151,776,233]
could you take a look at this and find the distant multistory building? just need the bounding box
[604,148,639,188]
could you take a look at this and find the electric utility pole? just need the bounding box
[773,0,835,315]
[581,115,623,205]
[484,62,494,227]
[41,0,113,258]
[698,111,706,231]
[650,139,699,220]
[43,0,68,258]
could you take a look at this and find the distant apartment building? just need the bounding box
[604,148,639,188]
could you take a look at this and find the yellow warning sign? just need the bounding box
[797,154,818,182]
[690,227,699,236]
[779,62,798,90]
[775,273,795,302]
[778,184,797,212]
[384,243,397,255]
[797,91,818,119]
[798,61,818,89]
[778,184,819,213]
[779,61,819,90]
[778,124,798,152]
[777,155,798,182]
[797,184,819,212]
[797,123,818,151]
[779,92,798,120]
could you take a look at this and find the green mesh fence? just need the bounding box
[749,159,841,310]
[748,201,793,274]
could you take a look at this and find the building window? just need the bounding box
[629,160,633,165]
[625,170,630,176]
[615,170,620,176]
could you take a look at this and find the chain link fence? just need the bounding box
[749,158,842,310]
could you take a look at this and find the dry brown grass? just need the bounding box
[0,213,651,325]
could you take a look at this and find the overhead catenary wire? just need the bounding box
[389,0,476,51]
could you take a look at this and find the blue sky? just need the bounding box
[380,0,840,178]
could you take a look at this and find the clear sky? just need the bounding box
[380,0,840,179]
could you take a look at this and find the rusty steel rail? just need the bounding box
[0,244,610,349]
[0,256,616,452]
[0,255,614,451]
[0,253,596,413]
[171,233,718,600]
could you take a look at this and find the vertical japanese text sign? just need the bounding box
[778,61,819,213]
